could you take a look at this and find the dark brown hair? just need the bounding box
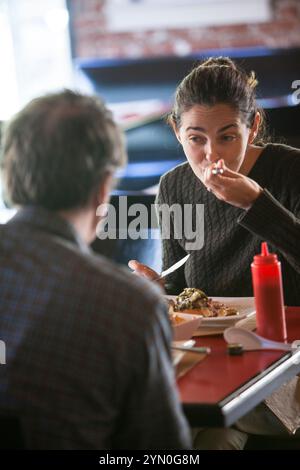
[1,90,126,210]
[169,56,267,144]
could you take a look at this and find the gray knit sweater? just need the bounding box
[156,143,300,305]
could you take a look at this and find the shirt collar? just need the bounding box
[7,206,91,254]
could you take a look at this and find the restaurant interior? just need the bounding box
[1,0,300,452]
[1,0,300,269]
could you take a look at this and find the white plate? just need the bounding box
[172,340,195,366]
[166,295,255,327]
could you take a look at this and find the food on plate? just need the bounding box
[169,313,186,326]
[168,299,175,315]
[168,299,185,325]
[173,288,239,317]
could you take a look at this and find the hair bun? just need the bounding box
[200,57,258,89]
[247,70,258,89]
[200,56,237,69]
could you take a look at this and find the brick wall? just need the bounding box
[69,0,300,59]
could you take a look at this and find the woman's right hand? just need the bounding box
[128,260,165,289]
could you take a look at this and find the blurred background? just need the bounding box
[0,0,300,268]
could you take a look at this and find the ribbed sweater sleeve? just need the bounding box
[155,170,187,294]
[238,188,300,273]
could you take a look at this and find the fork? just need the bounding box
[171,345,211,354]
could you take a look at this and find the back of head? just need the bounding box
[170,56,266,143]
[0,90,127,210]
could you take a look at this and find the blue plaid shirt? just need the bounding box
[0,207,191,449]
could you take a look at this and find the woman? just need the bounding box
[129,56,300,305]
[129,57,300,449]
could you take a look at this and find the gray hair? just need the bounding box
[1,89,127,210]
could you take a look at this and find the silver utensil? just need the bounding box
[212,168,224,175]
[154,254,190,281]
[171,345,211,354]
[200,323,233,328]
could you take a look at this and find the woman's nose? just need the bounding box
[204,144,219,163]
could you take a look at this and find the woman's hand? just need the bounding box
[203,159,263,210]
[128,260,165,289]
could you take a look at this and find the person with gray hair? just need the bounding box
[0,90,191,450]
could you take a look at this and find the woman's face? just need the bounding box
[174,104,257,182]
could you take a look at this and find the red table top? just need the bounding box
[178,307,300,405]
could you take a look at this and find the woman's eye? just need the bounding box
[221,135,236,142]
[189,136,206,144]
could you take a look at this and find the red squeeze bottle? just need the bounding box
[251,242,287,342]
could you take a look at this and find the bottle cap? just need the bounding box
[253,242,278,265]
[227,343,244,356]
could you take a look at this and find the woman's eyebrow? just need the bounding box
[217,123,238,133]
[186,126,206,132]
[185,123,238,133]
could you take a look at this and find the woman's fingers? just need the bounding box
[203,160,262,209]
[205,162,240,193]
[128,260,159,280]
[211,160,238,180]
[128,259,142,271]
[128,260,165,289]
